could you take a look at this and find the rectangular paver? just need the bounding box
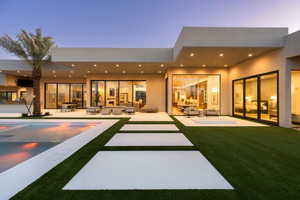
[105,133,193,146]
[63,151,233,190]
[120,124,179,131]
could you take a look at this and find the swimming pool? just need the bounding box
[0,121,100,173]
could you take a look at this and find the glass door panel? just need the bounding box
[70,84,83,108]
[91,81,105,107]
[133,81,146,109]
[260,73,278,122]
[119,81,133,106]
[57,84,70,108]
[106,81,118,106]
[45,84,57,108]
[233,80,244,116]
[245,77,258,119]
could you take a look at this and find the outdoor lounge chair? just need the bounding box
[101,108,111,115]
[112,107,123,115]
[184,107,200,117]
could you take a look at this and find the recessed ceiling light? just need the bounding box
[180,64,184,67]
[158,70,162,74]
[138,64,142,67]
[70,70,74,74]
[122,70,126,74]
[87,70,91,73]
[190,53,195,57]
[115,64,119,67]
[219,53,224,57]
[104,70,108,74]
[71,64,75,67]
[17,70,20,73]
[202,64,206,67]
[68,74,72,78]
[140,70,144,74]
[93,64,97,67]
[53,74,56,78]
[160,64,164,67]
[224,64,228,67]
[248,53,253,57]
[52,70,56,73]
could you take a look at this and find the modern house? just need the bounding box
[1,27,300,127]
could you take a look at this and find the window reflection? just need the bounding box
[233,80,244,116]
[90,80,147,108]
[245,77,258,119]
[292,71,300,124]
[172,75,220,115]
[260,74,278,122]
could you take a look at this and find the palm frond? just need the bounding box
[0,28,55,69]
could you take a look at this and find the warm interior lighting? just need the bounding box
[138,64,142,67]
[248,53,253,57]
[104,70,108,74]
[180,64,184,67]
[71,64,75,67]
[202,64,206,67]
[93,64,97,67]
[52,70,56,73]
[87,70,91,73]
[122,70,126,74]
[224,64,228,67]
[17,70,20,73]
[0,70,2,73]
[219,53,224,57]
[140,70,144,74]
[158,70,162,74]
[160,64,164,67]
[115,64,119,67]
[190,53,195,57]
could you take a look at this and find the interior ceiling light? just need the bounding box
[104,70,108,74]
[93,64,97,67]
[53,74,56,77]
[202,64,206,67]
[87,70,91,73]
[70,70,74,74]
[115,64,119,67]
[0,70,2,73]
[219,53,224,57]
[248,53,253,57]
[180,64,184,67]
[190,53,195,57]
[17,70,20,73]
[224,64,228,67]
[71,64,75,67]
[158,70,162,74]
[140,70,144,74]
[160,64,164,67]
[122,70,126,74]
[52,70,56,73]
[138,64,142,67]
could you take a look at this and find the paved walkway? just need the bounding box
[64,120,233,190]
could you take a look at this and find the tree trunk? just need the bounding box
[32,67,41,116]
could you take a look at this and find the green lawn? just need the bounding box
[11,117,300,200]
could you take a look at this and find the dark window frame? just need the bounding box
[232,71,279,125]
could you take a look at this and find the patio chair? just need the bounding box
[101,107,111,115]
[184,107,200,118]
[112,107,123,115]
[124,107,135,115]
[86,107,100,115]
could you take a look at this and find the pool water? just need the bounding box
[0,121,99,173]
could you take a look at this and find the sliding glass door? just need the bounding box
[91,80,147,108]
[45,83,86,109]
[233,71,278,124]
[245,77,258,119]
[172,74,220,115]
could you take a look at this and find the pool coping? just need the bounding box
[0,119,118,200]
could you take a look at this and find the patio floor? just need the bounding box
[175,116,268,127]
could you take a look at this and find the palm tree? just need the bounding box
[0,29,54,116]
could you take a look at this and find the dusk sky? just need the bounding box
[1,0,300,59]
